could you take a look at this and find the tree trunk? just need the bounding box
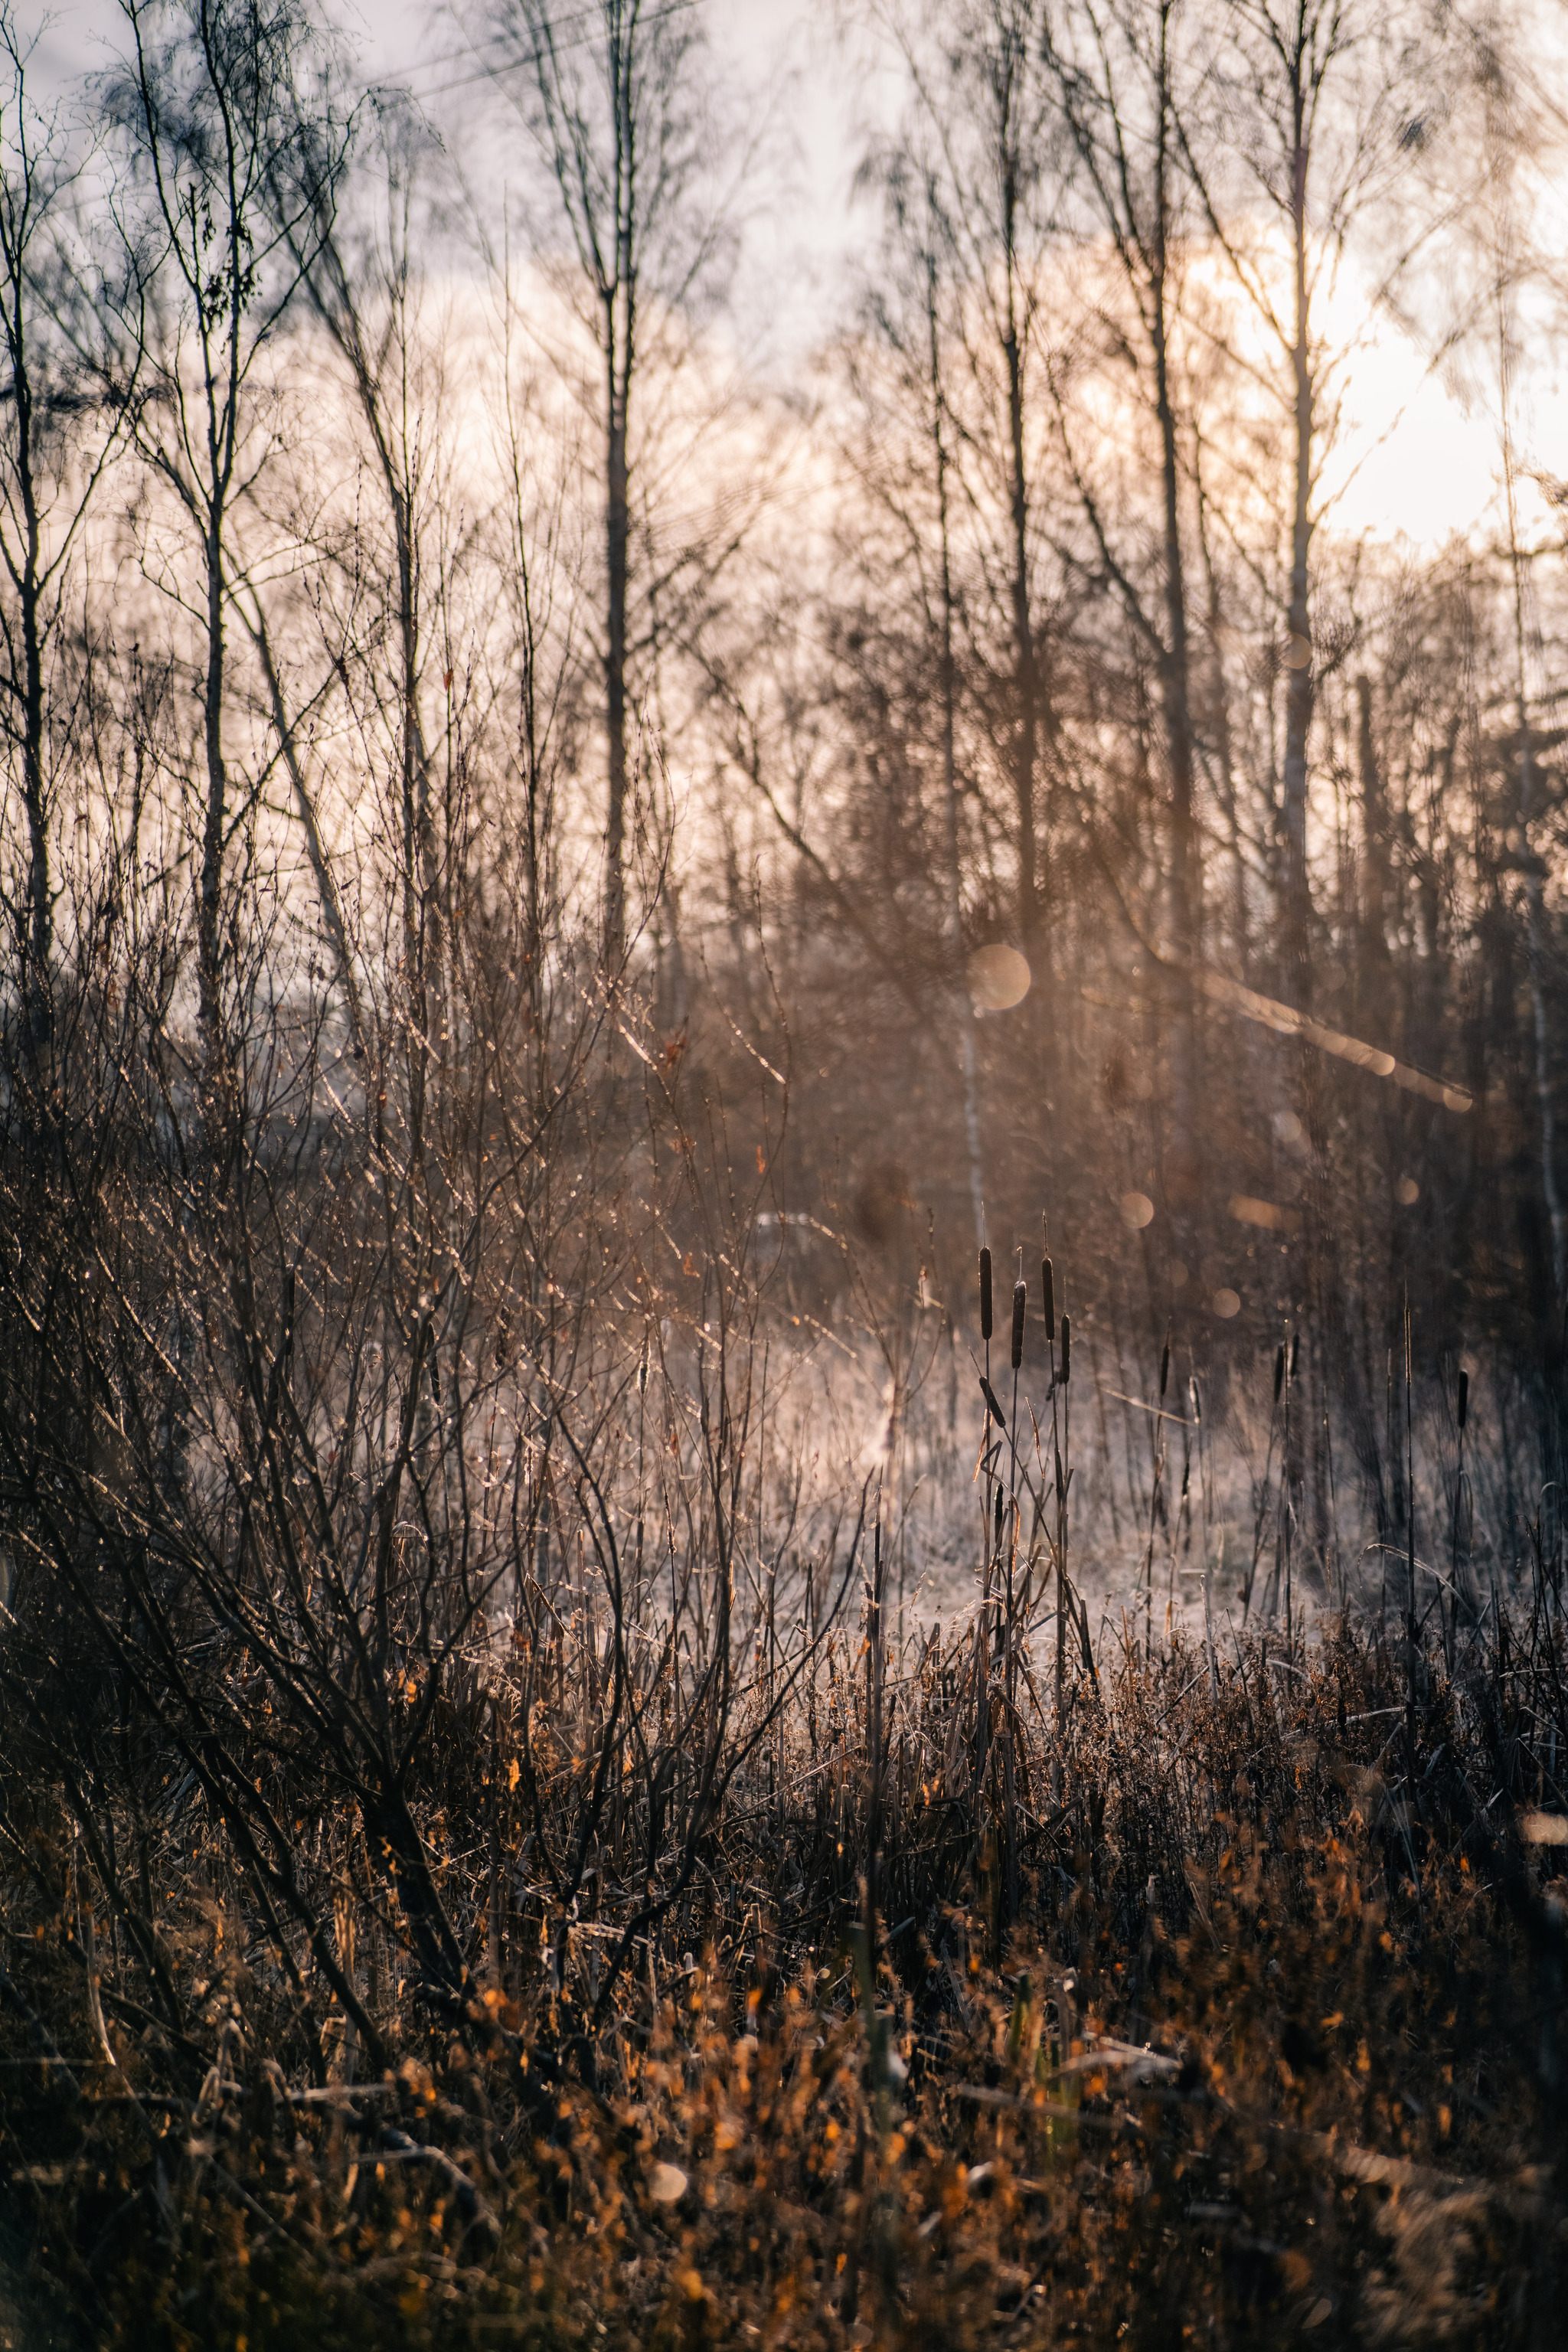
[1497,240,1564,1305]
[1004,305,1036,949]
[606,336,630,972]
[1514,652,1565,1305]
[603,21,636,980]
[1154,313,1194,971]
[1282,116,1315,1013]
[20,519,47,1060]
[1150,38,1200,1200]
[929,250,986,1246]
[1355,675,1392,984]
[247,601,369,1071]
[1001,158,1037,952]
[1152,31,1195,980]
[198,508,228,1060]
[1,74,51,1066]
[393,477,436,1029]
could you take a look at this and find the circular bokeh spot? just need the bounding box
[1119,1191,1155,1229]
[1211,1288,1241,1319]
[968,943,1031,1011]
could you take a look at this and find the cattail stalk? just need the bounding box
[1283,1328,1295,1649]
[1057,1309,1072,1767]
[1195,1378,1219,1700]
[867,1514,884,1968]
[1142,1426,1165,1661]
[1043,1225,1067,1755]
[1166,1393,1192,1627]
[1004,1275,1025,1928]
[976,1250,994,1826]
[1449,1367,1469,1671]
[1140,1328,1172,1658]
[1405,1292,1419,1745]
[1008,1275,1026,1566]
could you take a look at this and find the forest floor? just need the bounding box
[4,1570,1566,2352]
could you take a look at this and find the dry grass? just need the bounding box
[4,1583,1567,2350]
[0,849,1563,2350]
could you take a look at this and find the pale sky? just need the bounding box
[18,0,1562,556]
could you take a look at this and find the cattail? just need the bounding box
[1159,1335,1170,1400]
[1273,1342,1285,1403]
[1458,1368,1469,1430]
[1011,1279,1026,1370]
[1042,1254,1055,1340]
[1060,1314,1071,1384]
[994,1485,1004,1547]
[1289,1331,1299,1380]
[979,1376,1007,1429]
[980,1248,993,1342]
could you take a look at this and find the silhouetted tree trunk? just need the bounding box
[927,224,986,1244]
[1044,0,1201,1177]
[488,0,718,977]
[107,0,348,1079]
[0,11,129,1063]
[1282,100,1315,1012]
[1355,675,1392,983]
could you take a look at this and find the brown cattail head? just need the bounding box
[1060,1314,1071,1385]
[1289,1331,1300,1380]
[1011,1279,1026,1369]
[1042,1254,1055,1340]
[1159,1336,1171,1400]
[1458,1368,1469,1430]
[995,1484,1004,1547]
[980,1376,1007,1429]
[1273,1342,1285,1403]
[980,1248,993,1341]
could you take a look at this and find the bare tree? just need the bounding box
[272,90,449,1066]
[0,9,130,1061]
[884,0,1065,959]
[835,138,988,1240]
[1178,0,1429,1014]
[1043,0,1203,1159]
[1459,14,1567,1303]
[101,0,351,1067]
[481,0,735,975]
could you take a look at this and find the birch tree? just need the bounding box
[482,0,733,975]
[103,0,350,1068]
[0,11,130,1061]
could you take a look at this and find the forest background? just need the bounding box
[4,0,1568,2346]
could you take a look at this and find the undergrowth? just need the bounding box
[5,1605,1567,2350]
